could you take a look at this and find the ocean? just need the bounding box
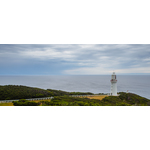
[0,75,150,99]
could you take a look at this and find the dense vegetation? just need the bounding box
[47,89,93,96]
[119,92,149,106]
[44,96,131,106]
[12,99,39,106]
[0,85,94,100]
[12,92,150,106]
[0,85,52,100]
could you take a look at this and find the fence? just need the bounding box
[0,97,53,103]
[69,94,110,97]
[0,94,111,103]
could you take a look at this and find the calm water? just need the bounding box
[0,75,150,99]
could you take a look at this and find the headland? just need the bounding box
[0,85,149,106]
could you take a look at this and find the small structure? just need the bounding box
[110,72,117,96]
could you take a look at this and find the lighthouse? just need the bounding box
[110,72,117,96]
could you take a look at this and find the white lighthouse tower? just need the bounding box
[110,72,117,96]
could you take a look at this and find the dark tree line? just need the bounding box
[47,89,94,96]
[0,85,52,100]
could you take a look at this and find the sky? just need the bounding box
[0,44,150,75]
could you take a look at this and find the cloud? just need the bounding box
[19,48,76,61]
[64,66,150,75]
[0,44,150,75]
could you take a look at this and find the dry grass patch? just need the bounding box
[0,103,14,106]
[87,95,108,100]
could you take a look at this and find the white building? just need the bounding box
[110,72,117,96]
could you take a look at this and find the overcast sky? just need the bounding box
[0,44,150,75]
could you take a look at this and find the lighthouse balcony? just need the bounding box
[110,79,117,83]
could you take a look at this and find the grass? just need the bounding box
[29,99,51,103]
[32,99,51,106]
[0,97,108,106]
[0,99,51,106]
[87,95,108,100]
[0,102,14,106]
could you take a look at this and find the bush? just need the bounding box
[13,100,39,106]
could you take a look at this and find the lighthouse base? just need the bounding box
[110,83,117,96]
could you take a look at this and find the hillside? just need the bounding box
[12,92,150,106]
[45,92,149,106]
[0,85,149,106]
[119,92,150,106]
[0,85,94,100]
[0,85,52,100]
